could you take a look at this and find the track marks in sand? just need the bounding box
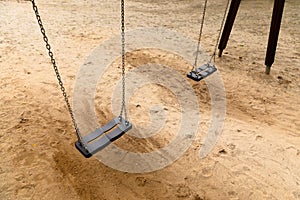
[53,144,211,200]
[209,122,300,200]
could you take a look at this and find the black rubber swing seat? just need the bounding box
[187,63,217,81]
[75,116,132,158]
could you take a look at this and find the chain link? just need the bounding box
[120,0,128,121]
[31,0,86,148]
[193,0,208,70]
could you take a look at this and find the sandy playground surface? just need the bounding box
[0,0,299,199]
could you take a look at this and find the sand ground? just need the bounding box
[0,0,299,199]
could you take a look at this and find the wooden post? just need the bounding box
[265,0,285,74]
[218,0,241,57]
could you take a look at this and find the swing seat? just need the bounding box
[187,64,217,81]
[75,116,132,158]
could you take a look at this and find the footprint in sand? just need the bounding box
[175,184,192,198]
[135,176,147,187]
[15,184,35,198]
[255,135,263,141]
[227,143,236,150]
[14,173,25,182]
[201,167,214,178]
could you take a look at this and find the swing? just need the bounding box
[31,0,132,158]
[187,0,230,81]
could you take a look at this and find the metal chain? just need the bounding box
[209,0,230,64]
[31,0,86,148]
[193,0,208,70]
[120,0,128,121]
